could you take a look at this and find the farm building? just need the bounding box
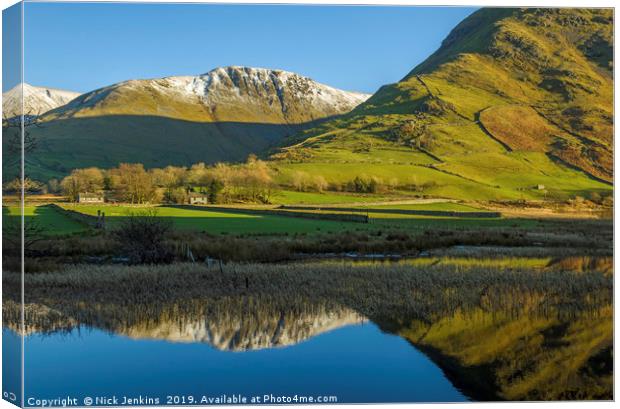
[78,192,105,203]
[188,192,209,205]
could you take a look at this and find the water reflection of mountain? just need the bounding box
[396,306,613,401]
[120,301,366,350]
[4,301,79,336]
[5,298,366,351]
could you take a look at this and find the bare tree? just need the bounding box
[108,163,156,204]
[61,167,105,201]
[2,109,43,158]
[2,213,45,257]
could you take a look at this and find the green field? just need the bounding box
[9,202,544,236]
[3,205,86,235]
[63,203,541,233]
[272,192,485,208]
[272,190,395,205]
[60,204,367,234]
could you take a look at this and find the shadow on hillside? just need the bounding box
[23,114,333,179]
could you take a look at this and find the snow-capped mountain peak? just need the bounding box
[192,66,370,114]
[2,83,81,118]
[48,66,370,124]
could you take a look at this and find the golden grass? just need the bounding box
[479,105,557,151]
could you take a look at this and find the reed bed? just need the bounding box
[5,260,612,325]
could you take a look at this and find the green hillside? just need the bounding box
[272,8,613,201]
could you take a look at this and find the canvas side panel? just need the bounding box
[2,2,24,408]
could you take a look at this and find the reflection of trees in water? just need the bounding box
[2,259,613,400]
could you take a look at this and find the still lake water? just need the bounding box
[6,320,466,405]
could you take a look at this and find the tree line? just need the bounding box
[3,158,429,204]
[55,155,275,204]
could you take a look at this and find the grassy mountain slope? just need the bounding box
[272,8,613,201]
[19,67,369,180]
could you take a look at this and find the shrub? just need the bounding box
[345,175,384,193]
[291,172,329,193]
[113,209,174,264]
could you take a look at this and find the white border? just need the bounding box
[0,2,617,409]
[4,1,619,6]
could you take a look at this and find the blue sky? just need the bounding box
[15,2,475,94]
[3,2,21,91]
